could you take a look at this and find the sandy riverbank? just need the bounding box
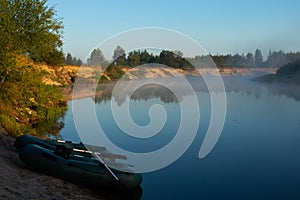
[53,66,277,100]
[0,126,142,200]
[0,126,105,200]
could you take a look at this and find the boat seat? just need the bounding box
[54,145,71,159]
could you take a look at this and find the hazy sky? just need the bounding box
[48,0,300,60]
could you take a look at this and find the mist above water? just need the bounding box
[94,75,300,104]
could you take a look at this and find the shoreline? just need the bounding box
[62,67,277,101]
[0,127,143,200]
[0,126,105,200]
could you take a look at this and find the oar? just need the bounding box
[54,139,107,152]
[54,139,130,182]
[94,152,119,181]
[72,147,127,160]
[94,152,139,193]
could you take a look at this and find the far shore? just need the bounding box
[59,66,277,101]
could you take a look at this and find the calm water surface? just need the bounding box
[59,77,300,199]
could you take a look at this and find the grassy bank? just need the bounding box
[0,57,106,137]
[0,56,68,137]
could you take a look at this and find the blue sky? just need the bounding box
[48,0,300,60]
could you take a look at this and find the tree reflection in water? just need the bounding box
[94,76,300,105]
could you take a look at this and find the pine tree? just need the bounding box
[255,49,263,67]
[112,46,126,66]
[66,53,73,65]
[87,48,106,66]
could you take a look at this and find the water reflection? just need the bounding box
[60,76,300,200]
[38,117,65,137]
[95,81,179,104]
[94,76,300,104]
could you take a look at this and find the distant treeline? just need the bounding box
[65,53,82,66]
[209,49,300,68]
[66,47,191,69]
[68,46,300,69]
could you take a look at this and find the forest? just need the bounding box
[69,46,300,69]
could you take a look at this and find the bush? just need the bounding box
[276,59,300,75]
[0,56,67,136]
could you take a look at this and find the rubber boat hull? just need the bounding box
[14,135,87,151]
[19,144,142,189]
[15,135,142,189]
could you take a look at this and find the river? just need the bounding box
[57,76,300,199]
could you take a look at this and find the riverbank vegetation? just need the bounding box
[256,59,300,85]
[0,56,67,136]
[0,0,66,136]
[84,46,300,82]
[62,42,300,83]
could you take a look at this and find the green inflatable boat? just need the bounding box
[14,135,123,159]
[14,135,142,189]
[15,134,92,152]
